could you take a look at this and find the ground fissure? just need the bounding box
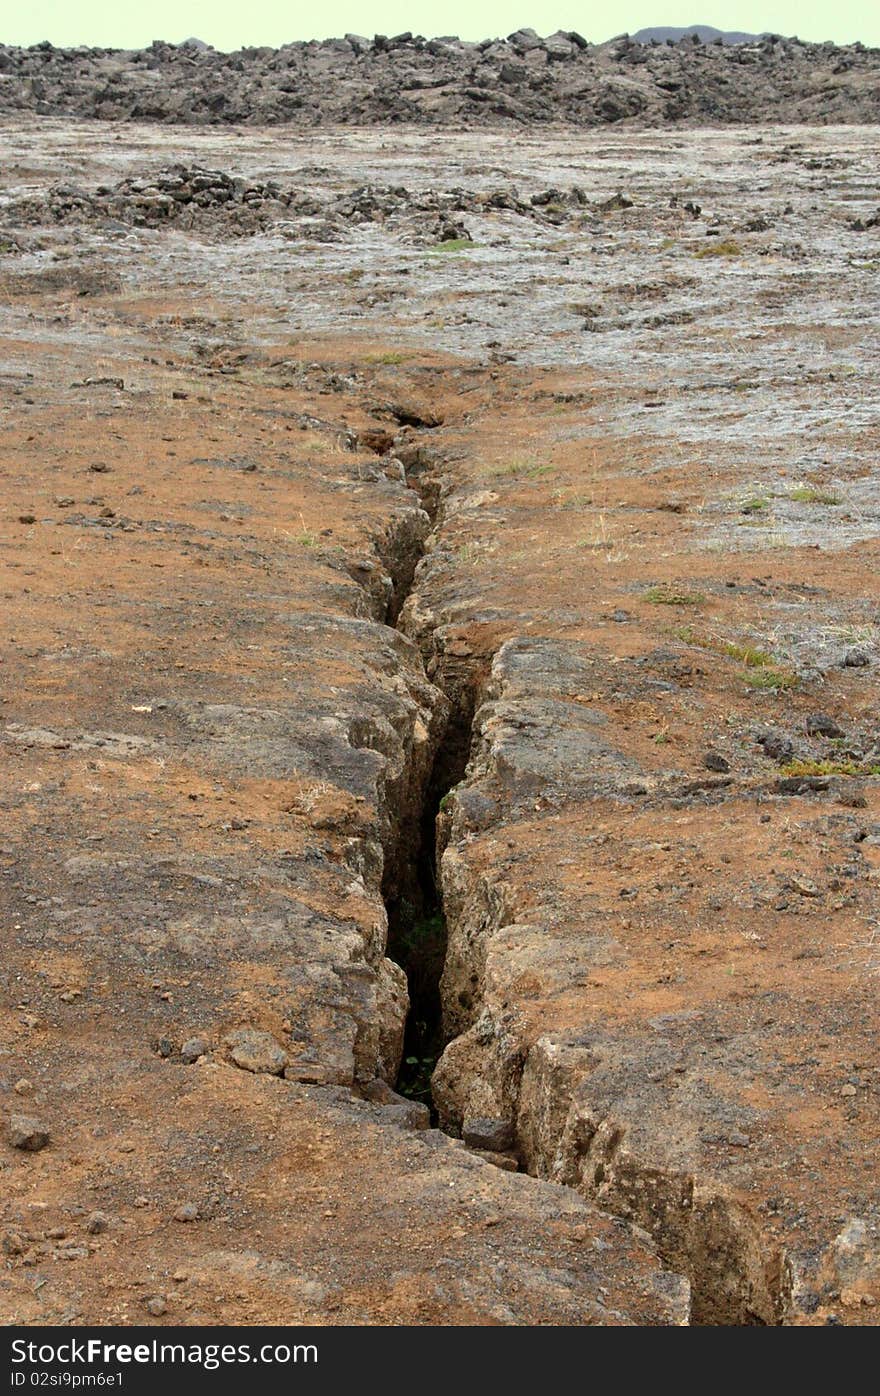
[4,119,878,1328]
[368,417,868,1326]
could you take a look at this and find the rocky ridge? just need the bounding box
[1,30,878,127]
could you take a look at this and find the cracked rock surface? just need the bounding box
[1,116,878,1326]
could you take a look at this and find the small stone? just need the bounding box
[757,730,795,762]
[86,1212,110,1235]
[225,1026,288,1076]
[180,1036,208,1064]
[840,1084,857,1098]
[173,1202,199,1223]
[382,1100,431,1131]
[806,712,844,738]
[360,1077,398,1105]
[7,1114,50,1151]
[703,750,730,773]
[2,1230,24,1256]
[843,648,870,668]
[473,1149,519,1171]
[790,876,820,898]
[17,514,36,525]
[462,1116,515,1152]
[13,1079,32,1095]
[840,1287,871,1308]
[144,1295,166,1316]
[837,783,868,809]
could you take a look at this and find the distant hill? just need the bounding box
[632,25,770,45]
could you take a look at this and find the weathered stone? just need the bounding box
[224,1027,288,1076]
[462,1115,515,1152]
[806,712,844,738]
[7,1115,49,1151]
[382,1099,431,1130]
[180,1036,209,1064]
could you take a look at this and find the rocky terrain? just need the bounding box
[0,117,879,1326]
[0,30,879,128]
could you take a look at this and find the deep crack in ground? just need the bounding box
[374,430,785,1324]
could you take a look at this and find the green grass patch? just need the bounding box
[788,486,842,506]
[427,238,473,254]
[364,350,408,365]
[740,496,770,515]
[645,584,706,607]
[782,758,862,778]
[722,641,773,668]
[694,239,743,259]
[742,668,797,690]
[489,457,555,480]
[676,626,774,668]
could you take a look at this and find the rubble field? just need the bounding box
[0,31,878,128]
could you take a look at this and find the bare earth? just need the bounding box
[1,118,878,1326]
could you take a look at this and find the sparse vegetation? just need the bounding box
[365,350,408,365]
[742,667,797,690]
[645,584,706,606]
[695,239,743,258]
[489,457,554,479]
[427,238,473,254]
[740,496,770,514]
[782,758,861,777]
[676,627,775,668]
[722,641,773,668]
[788,486,842,505]
[392,911,447,1106]
[295,511,318,546]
